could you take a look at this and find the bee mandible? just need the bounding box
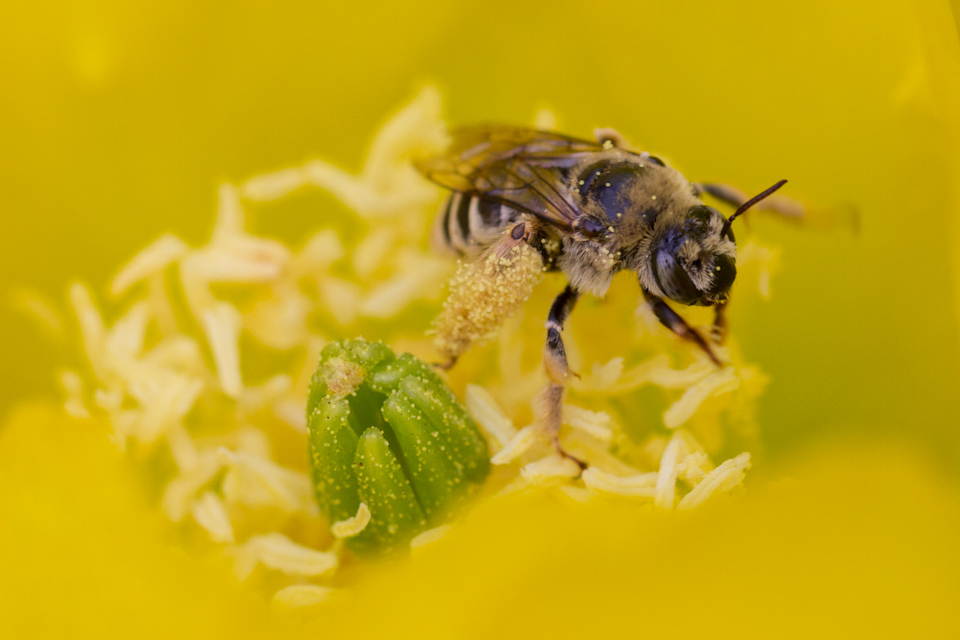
[417,126,800,463]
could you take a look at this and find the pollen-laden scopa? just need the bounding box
[431,222,546,365]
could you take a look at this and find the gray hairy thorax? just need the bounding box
[558,158,702,298]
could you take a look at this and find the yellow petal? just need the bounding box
[0,406,271,638]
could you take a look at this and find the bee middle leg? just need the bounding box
[643,291,722,366]
[540,284,586,468]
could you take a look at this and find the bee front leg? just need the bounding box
[539,284,586,469]
[643,291,722,366]
[711,299,729,344]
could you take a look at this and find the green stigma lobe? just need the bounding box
[306,339,489,554]
[353,427,426,552]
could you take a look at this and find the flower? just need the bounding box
[2,0,960,637]
[30,90,767,596]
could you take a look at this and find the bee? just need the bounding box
[417,126,799,461]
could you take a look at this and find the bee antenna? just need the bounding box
[722,179,788,235]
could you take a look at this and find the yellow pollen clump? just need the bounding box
[323,357,365,398]
[432,241,544,360]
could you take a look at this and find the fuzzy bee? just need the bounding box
[417,126,799,460]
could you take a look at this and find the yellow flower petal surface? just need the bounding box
[3,406,957,638]
[310,443,960,639]
[0,405,271,639]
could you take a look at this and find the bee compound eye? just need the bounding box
[706,253,737,298]
[653,249,700,305]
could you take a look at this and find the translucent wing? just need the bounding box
[417,125,606,228]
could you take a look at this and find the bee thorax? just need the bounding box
[558,239,619,296]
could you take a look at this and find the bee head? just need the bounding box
[646,179,788,306]
[650,205,737,306]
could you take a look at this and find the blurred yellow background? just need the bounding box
[1,0,960,636]
[2,0,959,463]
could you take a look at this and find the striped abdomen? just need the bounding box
[431,193,520,257]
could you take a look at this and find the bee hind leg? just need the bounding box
[643,291,723,367]
[539,284,587,470]
[695,182,804,222]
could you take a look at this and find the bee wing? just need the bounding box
[417,125,605,228]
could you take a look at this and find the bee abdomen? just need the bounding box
[431,193,518,256]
